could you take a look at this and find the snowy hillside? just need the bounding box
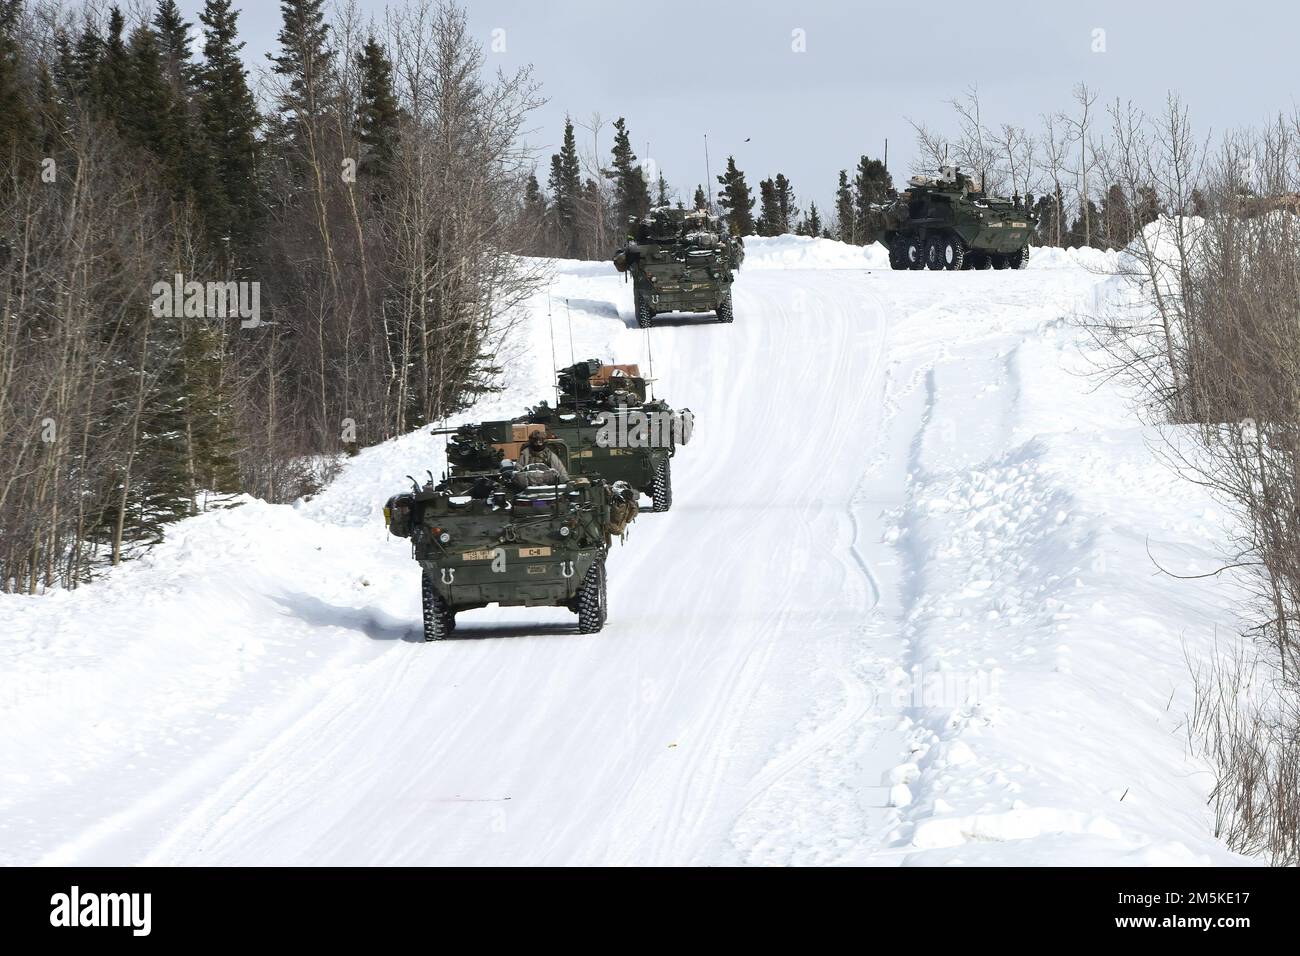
[0,236,1251,865]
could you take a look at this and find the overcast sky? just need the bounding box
[176,0,1300,215]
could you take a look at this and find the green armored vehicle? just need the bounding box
[613,207,743,326]
[520,359,693,513]
[385,424,638,640]
[874,166,1036,271]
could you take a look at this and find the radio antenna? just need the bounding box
[704,133,713,212]
[644,325,656,401]
[564,298,576,365]
[547,292,560,407]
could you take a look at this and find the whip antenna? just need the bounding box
[547,292,560,407]
[644,324,656,401]
[565,298,576,365]
[704,133,713,212]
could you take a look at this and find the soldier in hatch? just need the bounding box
[512,429,569,488]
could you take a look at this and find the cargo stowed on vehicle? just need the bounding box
[518,359,693,513]
[613,206,744,327]
[384,423,639,641]
[868,165,1038,271]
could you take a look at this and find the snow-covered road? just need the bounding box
[1,238,1251,865]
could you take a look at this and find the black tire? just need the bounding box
[929,233,966,271]
[924,236,942,270]
[421,569,453,642]
[635,295,654,329]
[888,240,909,270]
[1009,245,1030,270]
[990,253,1009,270]
[716,291,734,323]
[905,236,926,270]
[968,251,991,270]
[576,555,607,634]
[650,457,672,512]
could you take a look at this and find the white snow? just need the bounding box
[0,238,1253,866]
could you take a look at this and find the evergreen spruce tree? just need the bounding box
[1190,187,1209,218]
[852,156,892,245]
[692,184,707,210]
[0,0,32,169]
[179,323,242,498]
[801,201,822,237]
[152,0,197,93]
[522,172,548,253]
[122,27,172,158]
[197,0,261,254]
[834,170,854,243]
[1135,184,1160,230]
[268,0,335,149]
[1067,198,1101,248]
[606,117,650,230]
[32,60,63,158]
[655,173,671,207]
[97,7,131,118]
[757,177,778,236]
[547,118,582,257]
[70,22,104,101]
[1099,183,1132,250]
[355,35,400,189]
[716,155,754,236]
[773,173,795,234]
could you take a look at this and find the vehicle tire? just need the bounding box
[421,569,453,642]
[925,235,943,270]
[930,233,966,271]
[968,251,991,270]
[990,253,1009,270]
[636,295,654,329]
[716,291,735,323]
[650,457,672,512]
[576,555,607,634]
[1009,245,1030,270]
[888,240,909,270]
[905,235,926,270]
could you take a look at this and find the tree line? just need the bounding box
[0,0,543,592]
[518,115,902,258]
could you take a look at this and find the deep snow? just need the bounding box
[0,236,1251,865]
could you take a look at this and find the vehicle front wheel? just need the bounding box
[650,457,673,512]
[716,292,734,323]
[636,295,654,329]
[990,253,1009,270]
[421,570,454,642]
[1008,245,1030,270]
[576,556,607,634]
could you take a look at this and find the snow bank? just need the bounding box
[740,234,891,270]
[1029,244,1120,272]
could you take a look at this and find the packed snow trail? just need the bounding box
[1,238,1250,865]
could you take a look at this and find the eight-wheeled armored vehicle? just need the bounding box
[872,166,1037,271]
[385,424,637,640]
[613,207,743,326]
[519,360,693,513]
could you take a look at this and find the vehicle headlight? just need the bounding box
[558,526,571,537]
